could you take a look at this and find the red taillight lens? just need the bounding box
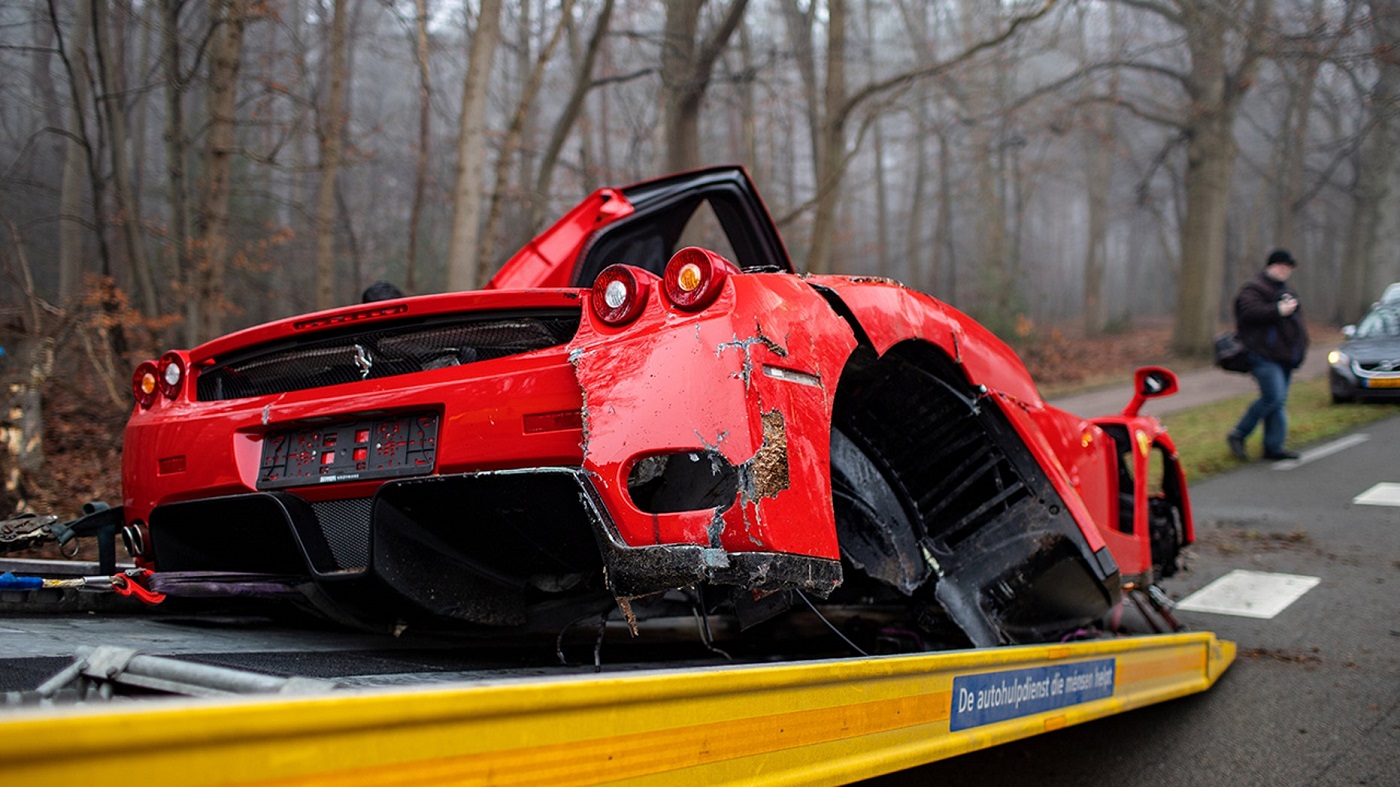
[591,265,657,326]
[132,361,159,409]
[158,352,185,400]
[663,247,738,311]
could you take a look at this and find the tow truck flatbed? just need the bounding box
[0,585,1233,786]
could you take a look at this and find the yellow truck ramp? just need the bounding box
[0,631,1233,785]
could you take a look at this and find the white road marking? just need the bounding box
[1353,482,1400,507]
[1175,569,1320,619]
[1271,433,1370,470]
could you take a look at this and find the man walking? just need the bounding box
[1227,249,1309,461]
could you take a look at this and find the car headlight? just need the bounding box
[1327,350,1349,367]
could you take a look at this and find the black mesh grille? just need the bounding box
[311,498,372,572]
[196,311,580,401]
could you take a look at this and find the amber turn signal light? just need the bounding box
[662,247,738,311]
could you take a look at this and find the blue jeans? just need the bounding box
[1232,354,1292,455]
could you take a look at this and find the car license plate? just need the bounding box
[258,413,439,489]
[1365,377,1400,388]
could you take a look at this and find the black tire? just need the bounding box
[1148,496,1184,580]
[1330,373,1356,404]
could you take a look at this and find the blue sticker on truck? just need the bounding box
[949,658,1116,731]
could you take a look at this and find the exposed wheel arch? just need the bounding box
[826,338,1118,647]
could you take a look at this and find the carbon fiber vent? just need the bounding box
[311,498,372,572]
[196,311,580,401]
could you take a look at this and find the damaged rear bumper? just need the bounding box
[146,467,840,626]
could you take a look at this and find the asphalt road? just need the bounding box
[870,412,1400,786]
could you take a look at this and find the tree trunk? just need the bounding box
[193,0,248,342]
[864,0,889,277]
[780,0,821,183]
[1169,1,1270,356]
[447,0,504,291]
[936,131,955,301]
[94,0,160,317]
[162,0,194,345]
[0,217,55,513]
[806,0,847,275]
[1339,0,1400,322]
[1173,110,1237,353]
[736,19,759,180]
[1273,0,1325,254]
[57,0,95,305]
[1083,118,1112,335]
[660,0,750,173]
[315,0,350,310]
[477,0,576,280]
[2,336,54,514]
[530,0,615,232]
[1079,4,1119,336]
[51,0,123,359]
[405,0,431,295]
[904,101,928,289]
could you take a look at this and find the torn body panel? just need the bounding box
[814,280,1121,646]
[569,273,856,599]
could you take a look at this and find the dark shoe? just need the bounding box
[1264,450,1300,461]
[1227,433,1247,460]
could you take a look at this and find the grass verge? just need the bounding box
[1162,376,1400,481]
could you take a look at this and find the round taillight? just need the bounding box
[663,247,738,311]
[591,265,656,326]
[132,361,159,409]
[158,352,185,400]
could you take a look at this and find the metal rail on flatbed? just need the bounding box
[0,631,1233,785]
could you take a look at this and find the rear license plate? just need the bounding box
[1365,377,1400,388]
[258,413,439,489]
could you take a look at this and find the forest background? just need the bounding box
[0,0,1397,521]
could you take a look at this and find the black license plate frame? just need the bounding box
[257,413,439,490]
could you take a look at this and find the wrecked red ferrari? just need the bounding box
[122,167,1191,649]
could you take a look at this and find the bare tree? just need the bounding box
[1078,2,1122,335]
[476,0,577,278]
[190,0,251,342]
[1105,0,1274,354]
[801,0,1057,275]
[779,0,822,182]
[447,0,504,291]
[93,0,159,316]
[55,0,94,305]
[660,0,750,172]
[161,0,196,345]
[0,215,56,513]
[1339,0,1400,321]
[315,0,350,310]
[528,0,616,233]
[405,0,432,295]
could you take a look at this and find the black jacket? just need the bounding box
[1234,271,1309,368]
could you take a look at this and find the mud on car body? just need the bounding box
[123,167,1191,649]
